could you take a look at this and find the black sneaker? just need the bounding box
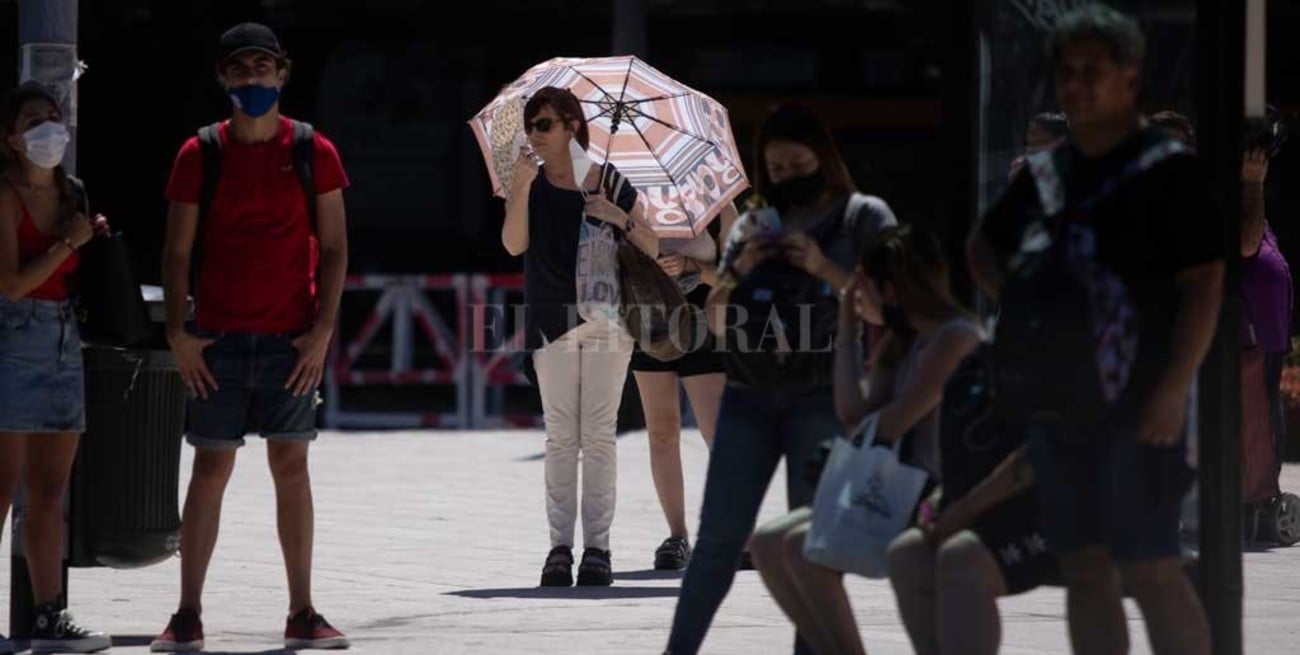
[654,537,691,571]
[576,548,613,586]
[31,604,111,654]
[540,546,575,587]
[0,633,13,655]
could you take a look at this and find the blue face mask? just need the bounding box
[229,84,280,118]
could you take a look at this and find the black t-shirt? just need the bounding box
[980,128,1224,415]
[523,165,638,350]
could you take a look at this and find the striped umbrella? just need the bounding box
[470,55,749,238]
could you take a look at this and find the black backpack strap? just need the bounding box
[197,122,223,225]
[290,119,317,230]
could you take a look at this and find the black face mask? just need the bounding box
[768,169,826,209]
[881,303,914,338]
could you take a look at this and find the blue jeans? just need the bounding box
[0,296,84,433]
[186,328,318,449]
[667,383,842,655]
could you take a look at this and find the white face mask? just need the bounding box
[569,138,594,188]
[21,121,70,169]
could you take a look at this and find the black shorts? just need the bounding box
[1027,419,1195,561]
[630,286,725,377]
[970,491,1059,594]
[630,335,725,377]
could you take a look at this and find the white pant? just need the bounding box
[533,320,634,551]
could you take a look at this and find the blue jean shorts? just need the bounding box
[186,328,318,450]
[0,296,85,433]
[1027,417,1195,561]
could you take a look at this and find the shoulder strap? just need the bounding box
[66,175,88,215]
[290,119,317,230]
[197,122,223,225]
[842,192,868,236]
[1025,133,1191,219]
[599,163,628,205]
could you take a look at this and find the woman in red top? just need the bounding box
[0,82,111,654]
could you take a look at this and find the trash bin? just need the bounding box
[68,285,188,568]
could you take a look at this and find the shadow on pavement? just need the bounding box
[447,586,679,600]
[615,568,685,581]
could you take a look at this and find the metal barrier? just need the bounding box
[468,274,544,428]
[325,273,541,429]
[325,274,470,428]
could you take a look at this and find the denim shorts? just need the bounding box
[0,296,85,433]
[1027,418,1195,561]
[186,328,318,450]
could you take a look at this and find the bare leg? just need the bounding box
[751,508,841,654]
[268,440,314,615]
[1059,547,1129,655]
[635,371,690,537]
[24,432,81,605]
[0,433,26,553]
[886,528,939,655]
[179,448,238,613]
[682,373,725,448]
[1118,558,1210,655]
[784,523,866,655]
[935,531,1007,655]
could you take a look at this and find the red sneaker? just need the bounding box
[150,608,204,652]
[284,608,350,650]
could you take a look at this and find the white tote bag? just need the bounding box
[575,154,628,327]
[802,414,931,578]
[576,219,622,325]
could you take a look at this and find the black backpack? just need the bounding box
[991,131,1189,427]
[197,119,317,225]
[191,120,317,281]
[723,195,869,389]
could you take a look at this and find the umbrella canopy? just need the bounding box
[470,55,748,238]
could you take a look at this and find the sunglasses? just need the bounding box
[526,118,561,134]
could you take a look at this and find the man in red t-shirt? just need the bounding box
[152,23,351,652]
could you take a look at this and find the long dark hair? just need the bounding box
[861,224,968,326]
[753,104,855,204]
[524,86,589,150]
[0,82,78,219]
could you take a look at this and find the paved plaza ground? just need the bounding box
[3,430,1298,654]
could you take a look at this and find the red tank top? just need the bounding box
[15,195,78,301]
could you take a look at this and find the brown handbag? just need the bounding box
[616,238,701,362]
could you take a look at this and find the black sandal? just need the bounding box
[540,546,574,587]
[576,548,613,586]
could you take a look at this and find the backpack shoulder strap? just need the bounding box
[290,119,318,230]
[1025,132,1191,218]
[197,122,223,225]
[842,192,868,236]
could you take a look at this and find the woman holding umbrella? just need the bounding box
[501,86,658,587]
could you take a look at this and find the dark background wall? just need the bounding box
[2,0,1298,328]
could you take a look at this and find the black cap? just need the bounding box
[217,23,283,62]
